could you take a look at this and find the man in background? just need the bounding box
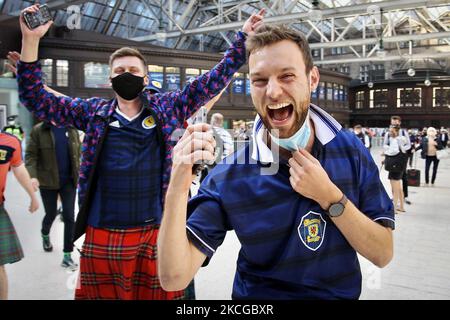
[0,131,39,300]
[25,122,81,269]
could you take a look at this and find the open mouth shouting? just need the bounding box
[267,102,295,130]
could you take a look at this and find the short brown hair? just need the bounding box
[391,115,401,122]
[246,24,314,74]
[109,47,147,70]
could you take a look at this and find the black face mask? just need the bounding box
[111,72,145,101]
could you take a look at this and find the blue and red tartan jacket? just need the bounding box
[17,32,247,240]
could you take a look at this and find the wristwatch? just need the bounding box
[327,194,348,217]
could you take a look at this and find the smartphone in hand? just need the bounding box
[23,4,52,30]
[190,107,213,173]
[191,106,207,125]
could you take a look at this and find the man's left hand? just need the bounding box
[6,51,20,75]
[288,149,342,210]
[242,9,265,36]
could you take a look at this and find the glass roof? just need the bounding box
[0,0,448,52]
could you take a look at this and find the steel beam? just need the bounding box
[132,0,449,42]
[309,30,450,49]
[314,51,450,65]
[0,0,91,22]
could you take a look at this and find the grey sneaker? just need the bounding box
[58,207,64,222]
[42,234,53,252]
[61,255,78,270]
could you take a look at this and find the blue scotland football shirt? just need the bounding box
[186,104,394,299]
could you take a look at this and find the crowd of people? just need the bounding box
[0,4,447,301]
[350,117,448,215]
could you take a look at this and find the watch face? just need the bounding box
[329,203,345,217]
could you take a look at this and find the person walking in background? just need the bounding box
[0,131,39,300]
[353,125,370,149]
[210,113,234,160]
[440,128,448,149]
[384,116,412,205]
[416,127,444,186]
[384,125,409,214]
[407,130,418,168]
[25,122,81,269]
[3,116,24,142]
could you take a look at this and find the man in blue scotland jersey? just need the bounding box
[158,24,394,300]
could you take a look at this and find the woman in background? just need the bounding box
[384,125,409,214]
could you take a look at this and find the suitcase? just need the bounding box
[407,153,420,187]
[407,169,420,187]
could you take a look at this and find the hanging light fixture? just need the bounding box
[407,60,416,77]
[376,9,386,58]
[368,62,374,88]
[376,38,386,58]
[309,0,323,22]
[424,58,431,86]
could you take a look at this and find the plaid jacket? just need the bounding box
[17,32,247,241]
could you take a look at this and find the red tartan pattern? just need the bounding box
[75,225,185,300]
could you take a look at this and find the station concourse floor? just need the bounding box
[4,146,450,300]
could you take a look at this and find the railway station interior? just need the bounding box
[0,0,449,301]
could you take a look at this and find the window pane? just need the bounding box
[185,68,200,84]
[165,67,180,91]
[148,64,164,84]
[318,82,325,100]
[56,60,69,87]
[433,87,450,108]
[374,89,388,108]
[333,83,339,101]
[397,88,421,108]
[232,72,245,95]
[84,62,111,88]
[41,59,53,86]
[326,83,333,100]
[356,91,364,109]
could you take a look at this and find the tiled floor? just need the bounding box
[5,146,450,299]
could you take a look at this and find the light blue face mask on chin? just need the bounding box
[269,112,311,152]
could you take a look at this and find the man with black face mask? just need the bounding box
[16,4,265,300]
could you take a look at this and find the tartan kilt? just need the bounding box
[75,225,192,300]
[0,204,24,266]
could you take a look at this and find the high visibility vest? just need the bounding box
[4,126,23,141]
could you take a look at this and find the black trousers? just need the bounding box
[425,156,440,184]
[401,155,409,198]
[40,182,76,253]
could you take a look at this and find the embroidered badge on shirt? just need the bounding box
[0,146,14,164]
[142,115,156,129]
[298,211,326,251]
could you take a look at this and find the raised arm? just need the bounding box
[158,124,216,291]
[17,5,95,131]
[154,9,265,122]
[8,51,67,98]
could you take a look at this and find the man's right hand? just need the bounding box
[20,5,53,40]
[29,196,39,213]
[170,124,216,192]
[31,178,40,192]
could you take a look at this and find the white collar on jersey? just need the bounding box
[115,106,144,122]
[251,104,342,163]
